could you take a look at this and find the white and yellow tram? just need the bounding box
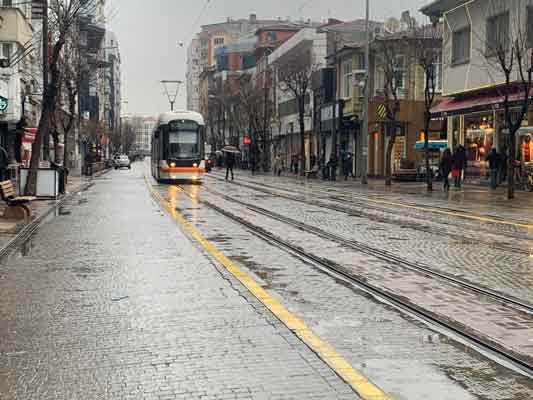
[151,111,206,182]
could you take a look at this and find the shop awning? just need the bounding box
[414,140,448,150]
[431,87,533,116]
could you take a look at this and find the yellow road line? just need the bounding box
[145,176,393,400]
[208,173,531,229]
[360,197,533,230]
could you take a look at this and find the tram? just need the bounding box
[151,111,206,182]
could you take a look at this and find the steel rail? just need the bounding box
[174,183,533,378]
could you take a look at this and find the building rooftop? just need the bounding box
[420,0,466,18]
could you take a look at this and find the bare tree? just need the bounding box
[26,0,95,195]
[414,25,442,192]
[374,37,402,186]
[277,51,315,175]
[477,0,533,199]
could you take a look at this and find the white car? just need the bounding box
[114,155,131,169]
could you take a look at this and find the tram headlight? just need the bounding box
[170,162,176,168]
[193,163,198,167]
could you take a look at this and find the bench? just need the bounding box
[305,166,319,179]
[0,180,36,220]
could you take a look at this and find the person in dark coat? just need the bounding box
[0,146,9,181]
[343,153,353,180]
[452,145,467,188]
[486,148,501,189]
[328,152,338,181]
[499,147,508,183]
[225,151,235,181]
[439,148,453,191]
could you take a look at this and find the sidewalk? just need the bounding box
[213,168,533,223]
[0,169,109,251]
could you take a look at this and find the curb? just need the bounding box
[0,169,110,260]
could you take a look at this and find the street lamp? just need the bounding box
[160,80,183,111]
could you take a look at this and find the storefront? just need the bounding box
[463,112,495,177]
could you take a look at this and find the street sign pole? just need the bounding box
[361,0,370,184]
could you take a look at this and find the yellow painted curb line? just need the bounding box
[146,176,393,400]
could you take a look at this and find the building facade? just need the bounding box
[186,37,201,112]
[104,31,121,152]
[422,0,533,178]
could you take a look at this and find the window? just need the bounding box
[486,12,509,54]
[0,43,11,61]
[213,37,224,46]
[267,32,277,42]
[1,0,12,6]
[393,55,405,90]
[452,27,471,64]
[341,60,353,99]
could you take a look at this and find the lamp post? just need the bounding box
[161,80,183,111]
[361,0,370,184]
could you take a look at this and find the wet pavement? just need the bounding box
[151,167,533,399]
[0,165,359,400]
[206,171,533,306]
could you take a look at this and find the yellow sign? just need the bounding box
[377,103,387,120]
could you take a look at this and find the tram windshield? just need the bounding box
[167,123,200,159]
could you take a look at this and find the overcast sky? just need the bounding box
[109,0,433,116]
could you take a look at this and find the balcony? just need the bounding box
[0,7,33,45]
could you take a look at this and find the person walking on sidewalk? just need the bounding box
[486,148,501,189]
[439,148,453,192]
[452,145,466,188]
[499,147,508,184]
[225,151,235,181]
[328,152,338,181]
[343,153,353,181]
[273,155,282,177]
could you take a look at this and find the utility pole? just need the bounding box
[361,0,370,184]
[42,0,49,161]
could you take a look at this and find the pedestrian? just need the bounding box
[451,145,466,188]
[439,148,453,192]
[84,152,93,176]
[343,153,353,181]
[499,147,508,184]
[294,155,299,175]
[0,145,9,181]
[273,155,282,177]
[328,152,338,181]
[225,151,235,181]
[486,148,500,189]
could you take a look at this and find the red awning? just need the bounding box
[22,128,37,143]
[431,87,532,116]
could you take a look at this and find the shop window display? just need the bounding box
[464,115,494,176]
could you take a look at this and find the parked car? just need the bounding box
[114,155,131,169]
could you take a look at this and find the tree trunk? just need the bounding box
[424,115,433,192]
[385,132,396,186]
[25,107,51,195]
[508,130,516,200]
[299,111,306,176]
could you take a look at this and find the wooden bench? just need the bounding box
[305,166,319,179]
[0,180,36,220]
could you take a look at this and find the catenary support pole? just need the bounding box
[361,0,369,184]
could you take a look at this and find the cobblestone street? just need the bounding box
[0,167,358,400]
[1,163,533,399]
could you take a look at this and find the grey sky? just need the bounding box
[109,0,433,116]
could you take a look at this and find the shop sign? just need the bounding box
[0,96,8,113]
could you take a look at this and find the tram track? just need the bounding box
[206,174,533,254]
[172,182,533,378]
